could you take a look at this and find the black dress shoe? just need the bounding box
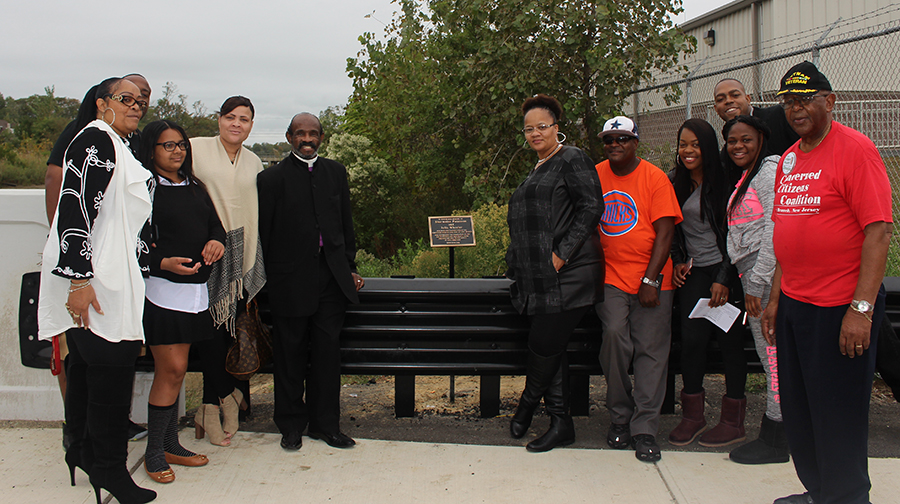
[280,431,302,451]
[308,431,356,448]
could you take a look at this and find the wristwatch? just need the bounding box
[850,299,873,323]
[641,276,661,289]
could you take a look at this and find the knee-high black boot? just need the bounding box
[64,357,92,486]
[87,365,156,504]
[526,354,575,452]
[510,350,563,439]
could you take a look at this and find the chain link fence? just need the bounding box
[628,8,900,274]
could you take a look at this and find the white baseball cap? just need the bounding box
[599,116,639,139]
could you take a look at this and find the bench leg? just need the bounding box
[479,376,500,418]
[395,375,416,417]
[570,375,590,417]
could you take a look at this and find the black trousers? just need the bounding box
[776,286,884,504]
[271,258,348,435]
[196,319,247,405]
[65,328,142,443]
[527,306,590,357]
[677,263,746,398]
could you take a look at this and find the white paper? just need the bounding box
[688,298,741,332]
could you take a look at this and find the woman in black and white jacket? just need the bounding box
[38,77,156,504]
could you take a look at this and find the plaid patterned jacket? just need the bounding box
[506,146,604,314]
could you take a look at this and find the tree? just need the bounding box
[141,82,218,138]
[321,132,405,256]
[345,0,693,251]
[0,87,80,148]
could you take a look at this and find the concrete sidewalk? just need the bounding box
[3,427,898,504]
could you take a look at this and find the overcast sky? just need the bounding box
[1,0,727,143]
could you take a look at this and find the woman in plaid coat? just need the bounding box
[506,94,605,452]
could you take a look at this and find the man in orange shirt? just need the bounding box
[594,116,682,462]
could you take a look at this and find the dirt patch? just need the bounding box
[179,372,900,457]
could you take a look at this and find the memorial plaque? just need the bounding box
[428,216,476,247]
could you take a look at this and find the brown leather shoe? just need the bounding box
[144,461,175,484]
[165,452,209,467]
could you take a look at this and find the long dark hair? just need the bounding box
[723,115,771,218]
[671,118,724,223]
[138,120,208,194]
[73,77,122,132]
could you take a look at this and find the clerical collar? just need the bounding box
[292,152,318,168]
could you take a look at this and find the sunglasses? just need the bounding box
[603,135,634,145]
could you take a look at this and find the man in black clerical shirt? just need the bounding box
[257,113,364,451]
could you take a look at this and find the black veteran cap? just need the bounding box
[777,61,832,96]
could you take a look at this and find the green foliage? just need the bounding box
[0,82,219,187]
[345,0,694,230]
[324,132,414,256]
[0,136,50,187]
[355,203,510,278]
[0,86,79,147]
[141,82,218,138]
[356,238,430,277]
[0,87,78,187]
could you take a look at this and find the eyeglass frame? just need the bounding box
[602,135,636,145]
[522,123,557,135]
[778,92,829,110]
[105,93,149,110]
[155,141,189,152]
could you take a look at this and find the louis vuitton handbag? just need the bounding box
[225,298,273,380]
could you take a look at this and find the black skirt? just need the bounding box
[143,299,215,346]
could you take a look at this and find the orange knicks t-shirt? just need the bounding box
[596,159,683,294]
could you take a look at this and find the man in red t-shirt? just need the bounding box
[761,62,893,504]
[594,116,682,463]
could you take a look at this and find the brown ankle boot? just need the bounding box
[668,389,707,446]
[699,395,746,447]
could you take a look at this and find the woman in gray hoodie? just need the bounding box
[723,115,789,465]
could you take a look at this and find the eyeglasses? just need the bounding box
[603,135,634,145]
[522,123,556,135]
[155,141,188,152]
[106,94,149,110]
[778,94,827,110]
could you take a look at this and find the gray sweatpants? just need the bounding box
[596,285,674,437]
[740,273,782,421]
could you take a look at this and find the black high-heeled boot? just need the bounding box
[86,365,156,504]
[64,355,92,486]
[526,354,575,452]
[510,350,563,439]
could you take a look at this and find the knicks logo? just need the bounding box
[600,190,638,236]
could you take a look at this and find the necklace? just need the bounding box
[534,143,562,169]
[802,122,832,152]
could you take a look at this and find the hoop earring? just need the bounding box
[676,154,681,166]
[523,139,529,148]
[557,132,567,144]
[101,107,116,126]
